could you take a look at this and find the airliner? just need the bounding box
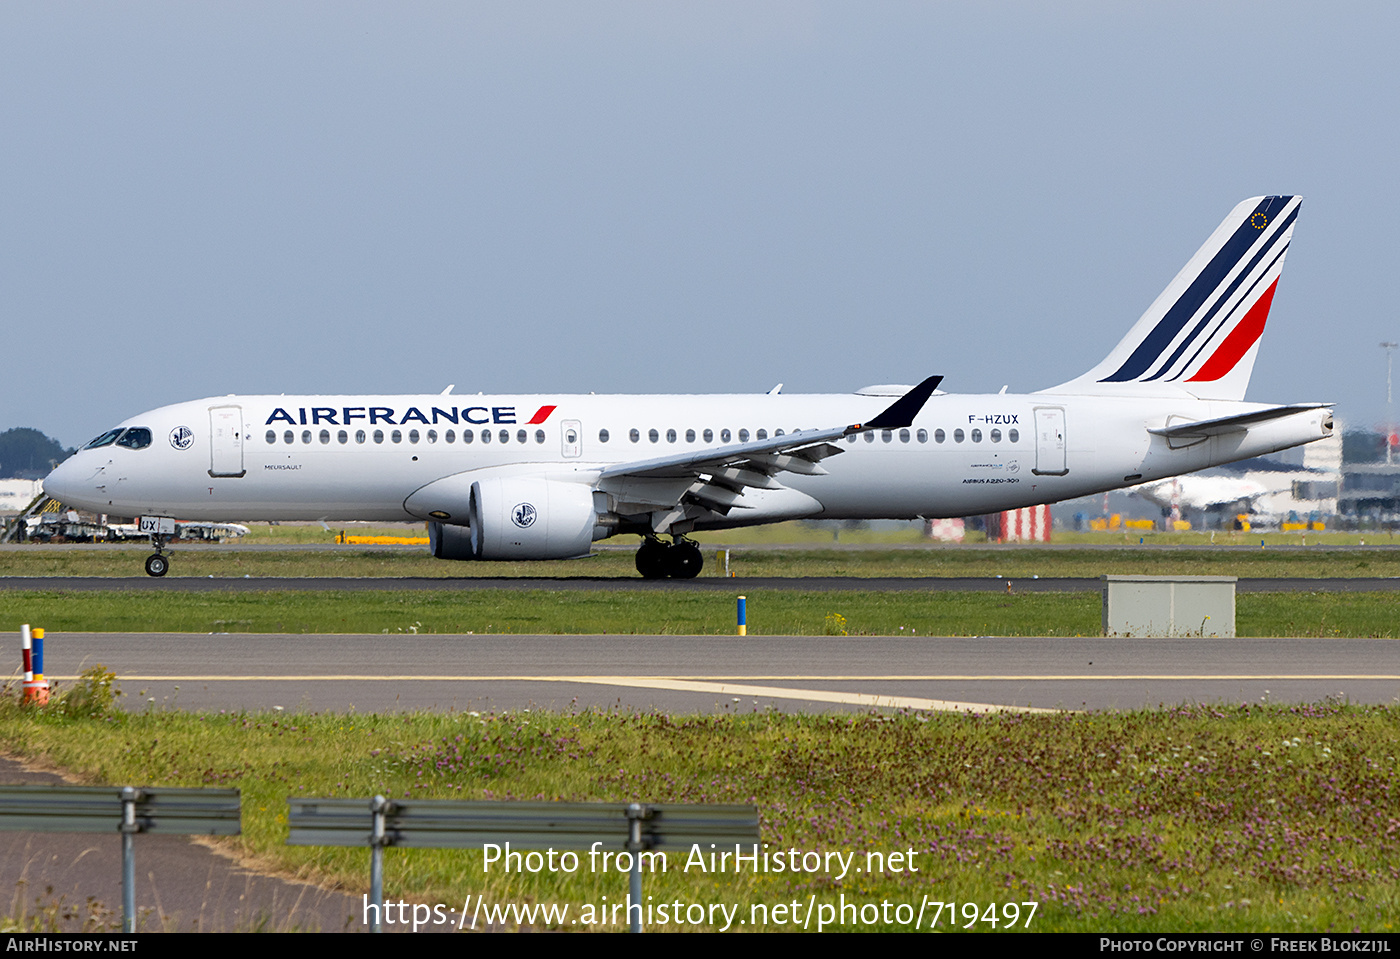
[43,195,1333,578]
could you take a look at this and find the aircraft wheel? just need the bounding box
[635,539,670,579]
[144,553,169,577]
[669,540,704,579]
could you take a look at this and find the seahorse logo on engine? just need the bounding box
[512,502,537,529]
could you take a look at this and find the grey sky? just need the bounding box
[4,2,1397,448]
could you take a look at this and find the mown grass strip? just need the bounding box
[4,589,1400,637]
[2,698,1398,932]
[3,544,1400,579]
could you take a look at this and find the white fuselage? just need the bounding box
[43,391,1334,527]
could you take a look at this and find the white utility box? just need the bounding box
[1101,575,1237,638]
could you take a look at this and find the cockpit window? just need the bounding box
[83,429,124,450]
[115,427,153,450]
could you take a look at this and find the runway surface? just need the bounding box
[5,575,1399,592]
[38,632,1400,714]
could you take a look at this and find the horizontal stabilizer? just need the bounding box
[1148,404,1330,439]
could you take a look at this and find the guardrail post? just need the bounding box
[625,802,652,933]
[369,795,390,933]
[120,786,141,932]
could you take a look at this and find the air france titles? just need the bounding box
[264,404,558,427]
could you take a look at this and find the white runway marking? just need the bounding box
[49,673,1400,681]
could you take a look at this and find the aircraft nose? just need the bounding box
[42,456,80,505]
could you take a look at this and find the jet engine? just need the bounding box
[424,476,603,561]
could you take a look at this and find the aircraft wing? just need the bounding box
[595,376,941,520]
[598,376,941,482]
[1148,403,1330,439]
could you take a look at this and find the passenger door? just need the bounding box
[208,406,246,477]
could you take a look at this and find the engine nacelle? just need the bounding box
[428,520,476,560]
[427,476,601,561]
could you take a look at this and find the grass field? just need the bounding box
[4,532,1399,932]
[2,694,1397,932]
[217,520,1400,549]
[4,588,1400,637]
[4,541,1400,579]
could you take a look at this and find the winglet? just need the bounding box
[852,375,943,432]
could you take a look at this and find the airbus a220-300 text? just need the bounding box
[44,196,1332,578]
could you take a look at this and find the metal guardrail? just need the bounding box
[289,797,760,932]
[0,785,241,932]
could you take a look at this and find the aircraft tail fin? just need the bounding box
[1044,195,1301,401]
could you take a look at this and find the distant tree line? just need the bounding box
[0,428,75,479]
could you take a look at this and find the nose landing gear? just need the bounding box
[144,532,170,577]
[635,535,704,580]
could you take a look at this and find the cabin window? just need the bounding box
[917,429,928,443]
[720,429,731,443]
[990,429,1001,443]
[756,429,767,440]
[685,429,696,442]
[863,432,875,443]
[953,429,964,443]
[427,430,437,444]
[391,430,402,444]
[648,429,659,443]
[517,430,527,444]
[666,429,677,443]
[356,430,367,444]
[444,430,454,443]
[499,429,510,444]
[337,430,348,444]
[599,429,610,443]
[302,430,312,444]
[1009,428,1020,443]
[971,429,982,442]
[881,430,893,443]
[846,434,857,444]
[535,429,545,444]
[775,428,785,436]
[900,429,910,443]
[407,430,419,444]
[629,429,640,443]
[481,429,491,444]
[935,429,945,443]
[703,429,714,443]
[317,430,329,444]
[265,430,276,444]
[739,429,750,442]
[373,430,384,444]
[462,430,473,444]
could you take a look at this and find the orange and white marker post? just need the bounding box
[20,624,49,706]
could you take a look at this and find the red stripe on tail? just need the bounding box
[1186,279,1278,383]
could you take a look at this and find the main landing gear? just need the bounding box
[635,535,704,580]
[145,534,170,577]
